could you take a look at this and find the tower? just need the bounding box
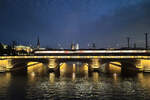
[76,43,79,50]
[37,36,40,49]
[71,42,75,50]
[127,37,130,48]
[92,43,96,49]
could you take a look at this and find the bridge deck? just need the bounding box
[1,50,150,59]
[34,50,150,56]
[34,50,150,54]
[0,56,150,59]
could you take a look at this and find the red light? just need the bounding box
[65,51,69,53]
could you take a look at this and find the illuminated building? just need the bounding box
[76,43,79,50]
[2,44,7,49]
[14,45,33,54]
[71,43,75,50]
[71,43,79,50]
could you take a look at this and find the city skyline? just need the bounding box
[0,0,150,48]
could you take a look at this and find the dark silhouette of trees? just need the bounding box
[0,41,31,55]
[0,43,4,55]
[6,45,13,55]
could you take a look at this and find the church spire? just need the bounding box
[37,36,40,49]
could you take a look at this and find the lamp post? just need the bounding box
[145,33,148,49]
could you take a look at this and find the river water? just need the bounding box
[0,62,150,100]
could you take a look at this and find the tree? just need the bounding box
[6,45,13,55]
[0,43,4,55]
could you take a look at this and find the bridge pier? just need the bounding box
[48,59,59,72]
[140,60,150,72]
[0,59,28,72]
[0,59,26,72]
[5,59,14,71]
[135,60,143,72]
[0,59,13,72]
[121,62,132,73]
[89,59,101,71]
[121,60,143,73]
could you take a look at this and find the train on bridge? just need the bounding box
[34,49,150,56]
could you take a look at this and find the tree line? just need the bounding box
[0,42,30,56]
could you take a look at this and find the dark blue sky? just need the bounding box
[0,0,150,48]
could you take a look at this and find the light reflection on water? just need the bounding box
[0,62,150,99]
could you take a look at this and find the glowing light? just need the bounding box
[1,55,150,59]
[109,62,121,73]
[83,63,88,71]
[72,72,76,81]
[113,73,117,81]
[73,64,76,72]
[141,60,150,72]
[34,50,150,54]
[60,63,67,72]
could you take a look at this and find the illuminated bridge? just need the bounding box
[1,49,150,72]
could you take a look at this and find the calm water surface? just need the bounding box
[0,62,150,100]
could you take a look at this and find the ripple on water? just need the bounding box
[1,64,150,100]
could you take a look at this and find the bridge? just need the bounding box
[1,49,150,72]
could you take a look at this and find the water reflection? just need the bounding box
[59,62,89,78]
[49,73,55,84]
[27,62,47,84]
[138,73,150,90]
[0,73,11,99]
[1,61,150,99]
[92,72,100,83]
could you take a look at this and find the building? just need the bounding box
[71,43,76,50]
[71,43,79,50]
[14,45,33,54]
[2,44,7,49]
[76,43,79,50]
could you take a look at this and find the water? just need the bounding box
[1,62,150,100]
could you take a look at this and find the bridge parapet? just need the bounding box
[1,56,150,59]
